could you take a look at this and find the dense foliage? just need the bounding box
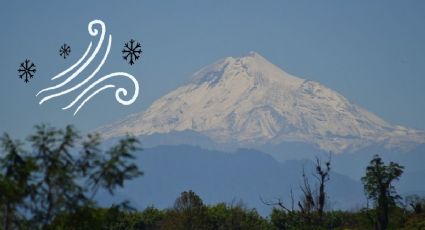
[46,191,425,230]
[0,125,142,229]
[361,154,404,230]
[0,125,424,229]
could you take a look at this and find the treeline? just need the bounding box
[0,125,424,230]
[47,190,425,230]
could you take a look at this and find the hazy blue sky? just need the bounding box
[1,0,425,139]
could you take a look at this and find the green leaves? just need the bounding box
[0,133,37,229]
[361,154,404,204]
[88,135,143,196]
[361,154,404,230]
[0,124,143,229]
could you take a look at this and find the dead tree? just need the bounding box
[260,187,296,213]
[313,156,331,218]
[298,168,315,215]
[297,155,331,223]
[262,155,332,225]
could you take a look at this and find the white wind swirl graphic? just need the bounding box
[36,19,140,116]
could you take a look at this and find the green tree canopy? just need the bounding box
[0,124,143,230]
[361,154,404,230]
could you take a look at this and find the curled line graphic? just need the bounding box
[36,43,93,96]
[61,35,111,110]
[41,34,111,106]
[37,20,106,102]
[68,72,139,115]
[51,43,92,81]
[37,19,140,116]
[73,84,115,116]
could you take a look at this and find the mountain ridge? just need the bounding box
[98,145,365,216]
[98,52,425,153]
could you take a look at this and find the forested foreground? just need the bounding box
[0,125,424,230]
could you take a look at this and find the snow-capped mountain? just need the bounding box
[98,52,425,153]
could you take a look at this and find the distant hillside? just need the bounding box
[98,145,364,216]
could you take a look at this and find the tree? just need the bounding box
[405,195,425,214]
[28,125,84,227]
[208,202,273,230]
[263,155,331,228]
[0,134,36,230]
[313,156,331,218]
[297,156,331,224]
[361,154,404,230]
[161,190,209,230]
[0,124,143,229]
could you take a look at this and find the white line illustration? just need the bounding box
[36,19,140,116]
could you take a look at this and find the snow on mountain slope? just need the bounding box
[98,52,425,153]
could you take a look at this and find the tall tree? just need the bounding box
[0,134,36,230]
[28,125,84,227]
[361,154,404,230]
[296,156,331,218]
[0,124,143,229]
[313,156,331,219]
